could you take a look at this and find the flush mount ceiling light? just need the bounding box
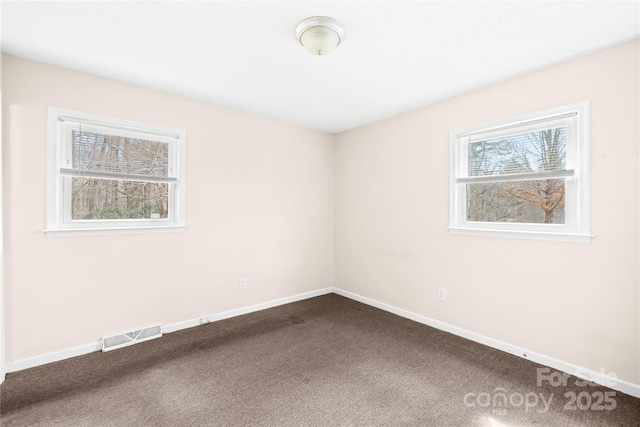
[295,16,345,56]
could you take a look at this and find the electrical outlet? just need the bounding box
[239,277,248,290]
[437,288,447,302]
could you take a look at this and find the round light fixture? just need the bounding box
[295,16,345,56]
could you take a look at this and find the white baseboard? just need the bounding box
[332,287,640,399]
[5,287,333,374]
[163,287,334,333]
[7,341,102,373]
[6,286,638,399]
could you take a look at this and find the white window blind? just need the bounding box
[57,116,179,183]
[456,114,576,185]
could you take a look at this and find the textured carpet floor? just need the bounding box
[1,294,638,426]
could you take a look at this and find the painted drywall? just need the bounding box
[2,39,639,391]
[335,39,640,385]
[2,55,334,362]
[1,51,4,382]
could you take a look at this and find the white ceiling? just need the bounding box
[1,1,639,133]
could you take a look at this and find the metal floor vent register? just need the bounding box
[102,324,162,352]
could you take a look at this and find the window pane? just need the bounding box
[468,127,566,177]
[72,131,170,178]
[71,177,168,220]
[466,178,565,224]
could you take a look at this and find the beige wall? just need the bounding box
[1,47,4,381]
[2,55,334,362]
[2,40,639,387]
[335,40,640,385]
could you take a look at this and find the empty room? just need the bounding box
[0,1,639,426]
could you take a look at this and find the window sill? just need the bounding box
[44,225,186,238]
[447,227,593,243]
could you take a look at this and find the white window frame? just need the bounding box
[46,107,186,237]
[449,102,591,243]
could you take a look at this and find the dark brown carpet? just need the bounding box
[1,294,638,426]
